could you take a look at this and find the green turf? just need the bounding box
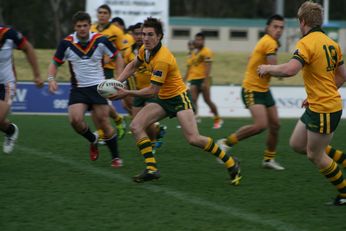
[0,115,345,231]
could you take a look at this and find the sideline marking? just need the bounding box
[17,145,304,231]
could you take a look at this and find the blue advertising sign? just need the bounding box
[12,82,127,114]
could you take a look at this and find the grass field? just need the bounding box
[14,49,304,86]
[1,115,346,231]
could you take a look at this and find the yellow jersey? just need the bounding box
[122,33,135,50]
[186,47,213,80]
[293,28,343,113]
[91,23,124,70]
[137,43,187,99]
[242,34,279,92]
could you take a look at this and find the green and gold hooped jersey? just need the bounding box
[242,34,279,92]
[91,23,125,70]
[293,28,343,113]
[186,47,213,81]
[138,44,187,99]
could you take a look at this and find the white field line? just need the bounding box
[17,145,306,231]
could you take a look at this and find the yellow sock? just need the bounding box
[97,129,104,140]
[320,161,346,197]
[137,137,157,171]
[326,145,346,168]
[204,137,235,169]
[114,115,123,125]
[263,149,276,161]
[226,133,238,146]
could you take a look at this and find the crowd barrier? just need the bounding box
[12,82,346,118]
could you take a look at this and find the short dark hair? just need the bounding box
[143,17,164,39]
[195,32,205,39]
[132,22,143,30]
[98,4,111,15]
[266,14,284,25]
[72,11,91,25]
[111,17,125,27]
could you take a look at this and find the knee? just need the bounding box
[269,122,280,135]
[130,121,143,135]
[289,139,306,154]
[69,116,83,128]
[252,124,267,134]
[186,135,200,147]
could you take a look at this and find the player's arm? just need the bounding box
[113,53,125,77]
[109,82,160,100]
[266,54,278,65]
[335,64,346,89]
[47,62,59,93]
[116,57,142,82]
[21,41,44,88]
[257,59,302,78]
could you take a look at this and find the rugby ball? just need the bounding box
[97,79,125,98]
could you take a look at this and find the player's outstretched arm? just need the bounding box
[116,57,142,82]
[21,41,44,88]
[257,59,302,78]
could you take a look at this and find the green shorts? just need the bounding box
[103,68,114,79]
[241,88,275,108]
[133,96,156,108]
[300,108,342,134]
[151,91,194,118]
[127,76,137,90]
[188,79,205,90]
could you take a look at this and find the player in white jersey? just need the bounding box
[47,11,124,168]
[0,25,43,154]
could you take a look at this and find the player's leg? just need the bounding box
[93,104,122,168]
[201,81,222,129]
[307,131,346,205]
[108,103,126,139]
[177,108,241,185]
[263,105,284,170]
[222,104,268,147]
[131,103,166,182]
[68,103,92,137]
[121,95,133,116]
[289,120,308,155]
[325,145,346,168]
[0,83,19,154]
[189,83,200,115]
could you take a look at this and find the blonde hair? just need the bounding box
[297,1,323,28]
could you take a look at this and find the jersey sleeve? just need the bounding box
[292,40,309,66]
[336,44,344,66]
[150,61,169,86]
[100,36,119,59]
[264,39,278,56]
[52,40,69,66]
[202,48,213,62]
[6,28,27,49]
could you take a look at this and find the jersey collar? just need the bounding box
[144,42,162,63]
[303,26,325,37]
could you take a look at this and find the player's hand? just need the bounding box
[301,99,309,108]
[257,65,270,78]
[108,87,128,100]
[34,77,44,88]
[48,80,58,93]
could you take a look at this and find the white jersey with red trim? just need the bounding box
[52,32,119,88]
[0,26,26,84]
